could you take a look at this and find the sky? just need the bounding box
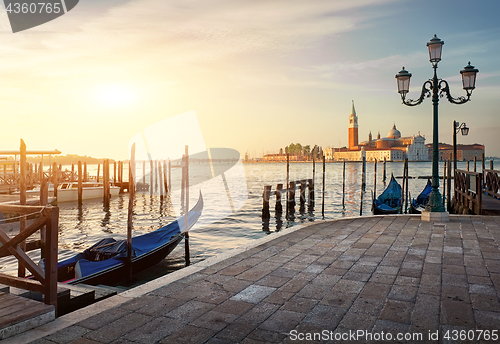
[0,0,499,160]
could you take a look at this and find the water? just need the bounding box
[0,160,479,284]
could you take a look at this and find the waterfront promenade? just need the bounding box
[8,215,500,344]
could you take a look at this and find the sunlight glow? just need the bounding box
[92,83,138,108]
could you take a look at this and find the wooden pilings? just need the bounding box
[183,146,190,266]
[447,157,451,211]
[78,161,83,205]
[373,159,377,197]
[127,144,136,281]
[342,160,346,208]
[383,158,386,183]
[262,185,272,219]
[321,154,325,216]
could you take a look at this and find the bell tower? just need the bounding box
[348,100,358,149]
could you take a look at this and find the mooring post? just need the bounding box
[482,153,485,172]
[262,185,271,219]
[78,161,83,205]
[142,161,145,187]
[39,176,48,259]
[71,164,74,182]
[184,145,190,266]
[275,183,283,213]
[442,161,447,206]
[84,162,87,182]
[96,163,100,183]
[322,154,325,216]
[342,160,346,208]
[163,160,168,194]
[168,159,172,194]
[383,158,386,183]
[18,139,27,277]
[127,144,136,281]
[288,181,296,215]
[447,157,451,212]
[103,159,110,206]
[114,161,117,184]
[401,159,406,214]
[361,157,366,191]
[52,162,58,199]
[286,153,289,218]
[405,158,409,213]
[159,163,163,198]
[491,160,494,170]
[299,180,306,211]
[474,156,477,172]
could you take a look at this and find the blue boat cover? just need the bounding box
[413,179,432,207]
[58,193,203,280]
[374,174,402,210]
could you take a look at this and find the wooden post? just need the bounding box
[39,177,48,259]
[275,183,283,213]
[342,160,346,208]
[361,157,366,191]
[405,159,409,213]
[84,162,87,182]
[359,178,364,216]
[467,161,470,171]
[168,159,172,194]
[474,156,477,172]
[159,163,163,198]
[103,159,110,206]
[127,144,136,281]
[52,162,58,199]
[288,181,296,215]
[442,161,447,206]
[373,159,377,198]
[163,160,168,194]
[184,146,190,266]
[78,161,83,205]
[114,161,117,184]
[154,160,158,193]
[401,159,406,214]
[447,157,451,212]
[142,161,145,187]
[71,164,74,182]
[262,185,271,219]
[491,160,494,170]
[482,153,485,172]
[383,157,386,183]
[39,162,43,186]
[150,160,154,196]
[17,139,27,277]
[286,153,289,217]
[299,180,306,210]
[97,163,100,183]
[43,206,58,310]
[322,154,325,216]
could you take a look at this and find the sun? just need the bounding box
[92,83,137,108]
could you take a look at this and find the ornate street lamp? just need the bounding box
[395,35,478,220]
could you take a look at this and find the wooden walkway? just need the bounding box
[481,194,500,215]
[7,215,500,344]
[0,291,55,340]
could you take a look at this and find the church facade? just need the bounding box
[326,101,430,162]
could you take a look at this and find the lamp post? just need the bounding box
[395,35,478,221]
[453,121,469,174]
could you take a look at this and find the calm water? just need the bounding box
[0,160,481,284]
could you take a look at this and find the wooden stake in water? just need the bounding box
[361,157,366,191]
[150,160,154,196]
[442,161,447,206]
[467,161,470,171]
[127,143,136,281]
[322,154,325,216]
[401,159,406,214]
[97,163,100,183]
[491,160,494,170]
[373,159,377,197]
[383,158,386,183]
[286,153,289,217]
[405,159,409,214]
[474,156,477,172]
[342,160,346,208]
[184,145,190,266]
[18,139,27,277]
[482,153,485,172]
[447,157,451,212]
[52,162,58,199]
[78,161,83,205]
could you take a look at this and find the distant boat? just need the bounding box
[372,174,402,215]
[55,192,203,285]
[409,179,432,214]
[15,182,120,202]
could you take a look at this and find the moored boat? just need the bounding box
[372,174,402,215]
[54,192,203,285]
[409,179,432,214]
[56,182,120,202]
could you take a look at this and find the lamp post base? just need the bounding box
[421,210,449,222]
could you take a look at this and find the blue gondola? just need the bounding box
[409,179,432,214]
[55,192,203,285]
[372,174,402,215]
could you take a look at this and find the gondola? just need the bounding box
[409,179,432,214]
[54,192,203,285]
[372,174,402,215]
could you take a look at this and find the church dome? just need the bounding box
[387,124,401,139]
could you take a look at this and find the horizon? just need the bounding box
[1,0,499,160]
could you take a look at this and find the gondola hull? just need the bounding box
[372,174,402,215]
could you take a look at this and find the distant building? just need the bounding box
[262,154,302,162]
[332,101,430,161]
[426,143,485,161]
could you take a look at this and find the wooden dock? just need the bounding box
[0,291,55,340]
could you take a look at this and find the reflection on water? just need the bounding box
[0,160,474,282]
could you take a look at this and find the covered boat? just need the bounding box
[372,174,402,215]
[409,179,432,214]
[55,192,203,285]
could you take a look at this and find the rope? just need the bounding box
[0,205,48,224]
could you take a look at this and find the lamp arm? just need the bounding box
[400,80,432,107]
[439,79,471,104]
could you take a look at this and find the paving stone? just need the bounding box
[440,298,475,327]
[84,313,152,343]
[263,289,295,305]
[474,310,500,330]
[189,310,239,331]
[213,299,254,315]
[123,316,185,343]
[281,295,319,313]
[196,288,234,305]
[387,284,418,302]
[79,307,132,330]
[349,296,385,316]
[470,293,500,311]
[247,328,287,343]
[230,285,276,303]
[358,282,391,300]
[258,309,305,333]
[45,325,91,344]
[368,273,396,285]
[379,299,413,324]
[215,322,257,342]
[219,277,254,293]
[160,325,216,344]
[233,302,279,324]
[164,300,215,322]
[135,296,187,317]
[338,311,377,330]
[320,291,357,310]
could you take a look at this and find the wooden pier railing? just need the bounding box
[0,204,59,310]
[483,169,500,200]
[454,169,482,215]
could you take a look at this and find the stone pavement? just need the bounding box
[26,216,500,343]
